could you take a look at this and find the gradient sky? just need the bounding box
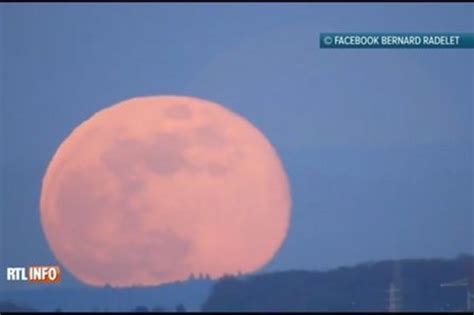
[1,3,473,289]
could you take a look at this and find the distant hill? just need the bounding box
[202,255,473,311]
[2,255,471,312]
[0,301,38,312]
[0,277,213,312]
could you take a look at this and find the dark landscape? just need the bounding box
[1,254,472,312]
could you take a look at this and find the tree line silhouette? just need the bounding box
[202,254,473,311]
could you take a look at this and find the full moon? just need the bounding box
[40,96,291,287]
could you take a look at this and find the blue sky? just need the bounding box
[1,3,473,289]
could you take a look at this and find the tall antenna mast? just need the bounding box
[388,282,401,312]
[440,278,473,310]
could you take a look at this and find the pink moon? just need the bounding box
[40,96,291,287]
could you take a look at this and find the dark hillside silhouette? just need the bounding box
[0,301,37,312]
[202,255,473,311]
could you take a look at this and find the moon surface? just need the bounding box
[40,96,291,287]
